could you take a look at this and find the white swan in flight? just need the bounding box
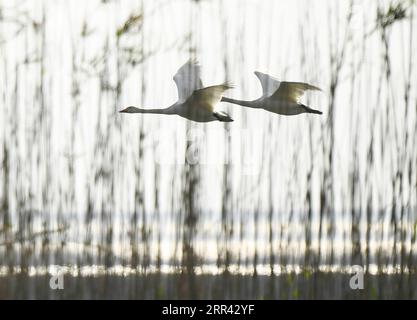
[221,71,322,116]
[120,61,233,122]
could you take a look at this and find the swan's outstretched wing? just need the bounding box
[173,60,203,103]
[255,71,321,102]
[254,71,282,97]
[270,81,321,103]
[187,84,233,112]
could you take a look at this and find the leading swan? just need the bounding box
[120,61,233,122]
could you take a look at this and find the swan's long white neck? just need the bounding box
[221,97,259,108]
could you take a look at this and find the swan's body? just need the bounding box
[221,71,322,116]
[120,62,233,123]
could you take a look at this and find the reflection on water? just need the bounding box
[0,263,412,278]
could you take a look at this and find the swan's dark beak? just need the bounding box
[119,106,137,113]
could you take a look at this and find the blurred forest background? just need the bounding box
[0,0,417,299]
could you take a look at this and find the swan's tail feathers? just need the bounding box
[213,111,234,122]
[302,105,323,115]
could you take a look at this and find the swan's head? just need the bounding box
[119,106,138,113]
